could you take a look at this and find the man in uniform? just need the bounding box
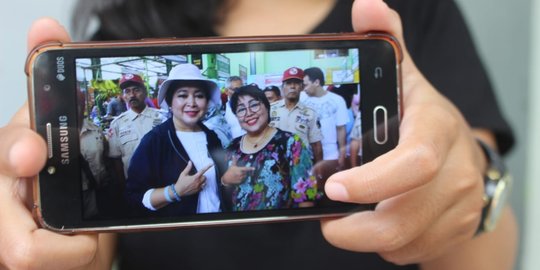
[108,73,164,183]
[263,85,281,104]
[223,75,246,139]
[269,67,323,163]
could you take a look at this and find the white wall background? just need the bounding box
[523,0,540,268]
[454,0,535,269]
[0,0,74,126]
[0,0,537,269]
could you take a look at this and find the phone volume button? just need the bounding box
[46,123,53,158]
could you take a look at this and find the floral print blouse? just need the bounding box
[225,129,320,211]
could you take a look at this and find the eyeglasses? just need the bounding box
[235,100,261,117]
[123,86,143,95]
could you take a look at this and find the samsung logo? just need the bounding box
[56,56,65,81]
[59,115,70,164]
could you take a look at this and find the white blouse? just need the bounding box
[176,130,220,213]
[142,131,220,213]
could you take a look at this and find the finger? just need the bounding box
[2,19,71,178]
[9,103,31,128]
[239,166,255,172]
[352,0,435,108]
[321,137,483,254]
[378,197,482,265]
[325,105,457,203]
[27,17,71,53]
[180,161,193,177]
[0,177,97,269]
[0,125,47,178]
[351,0,415,74]
[195,164,214,178]
[321,180,447,253]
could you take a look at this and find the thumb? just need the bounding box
[27,17,71,54]
[352,0,418,76]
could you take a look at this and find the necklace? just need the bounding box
[244,127,270,148]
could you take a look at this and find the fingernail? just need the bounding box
[325,182,349,201]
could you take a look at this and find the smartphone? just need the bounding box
[26,33,402,232]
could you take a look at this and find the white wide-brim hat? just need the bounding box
[158,63,220,107]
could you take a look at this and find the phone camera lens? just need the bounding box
[44,84,51,92]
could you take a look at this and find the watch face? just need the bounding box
[485,174,511,232]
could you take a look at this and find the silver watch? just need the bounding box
[476,139,512,234]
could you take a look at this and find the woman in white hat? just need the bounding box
[125,63,227,216]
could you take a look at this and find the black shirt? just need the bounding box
[117,1,513,269]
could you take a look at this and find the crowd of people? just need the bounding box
[80,61,361,218]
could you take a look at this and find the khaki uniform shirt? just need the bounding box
[108,107,164,176]
[80,118,108,191]
[269,99,323,145]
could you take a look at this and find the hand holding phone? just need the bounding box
[320,0,512,265]
[0,18,104,270]
[27,31,401,232]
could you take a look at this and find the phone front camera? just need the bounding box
[43,84,51,92]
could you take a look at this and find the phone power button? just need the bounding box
[373,106,388,145]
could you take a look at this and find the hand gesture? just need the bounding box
[221,156,255,186]
[174,161,213,196]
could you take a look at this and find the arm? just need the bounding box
[0,18,112,270]
[349,139,360,168]
[336,125,346,170]
[148,162,211,210]
[307,110,323,163]
[310,141,323,163]
[320,0,517,268]
[349,114,362,168]
[111,158,126,188]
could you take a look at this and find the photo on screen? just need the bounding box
[75,48,363,221]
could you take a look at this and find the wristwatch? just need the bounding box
[476,139,512,234]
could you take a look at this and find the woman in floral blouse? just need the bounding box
[221,85,320,211]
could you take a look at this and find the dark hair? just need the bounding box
[165,80,211,107]
[332,84,357,109]
[304,67,325,86]
[230,85,271,120]
[72,0,235,41]
[263,86,281,97]
[226,76,243,85]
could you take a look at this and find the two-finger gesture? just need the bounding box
[174,161,213,196]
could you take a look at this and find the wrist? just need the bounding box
[170,184,182,202]
[163,185,174,203]
[220,176,231,187]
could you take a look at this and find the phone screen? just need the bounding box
[29,35,400,231]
